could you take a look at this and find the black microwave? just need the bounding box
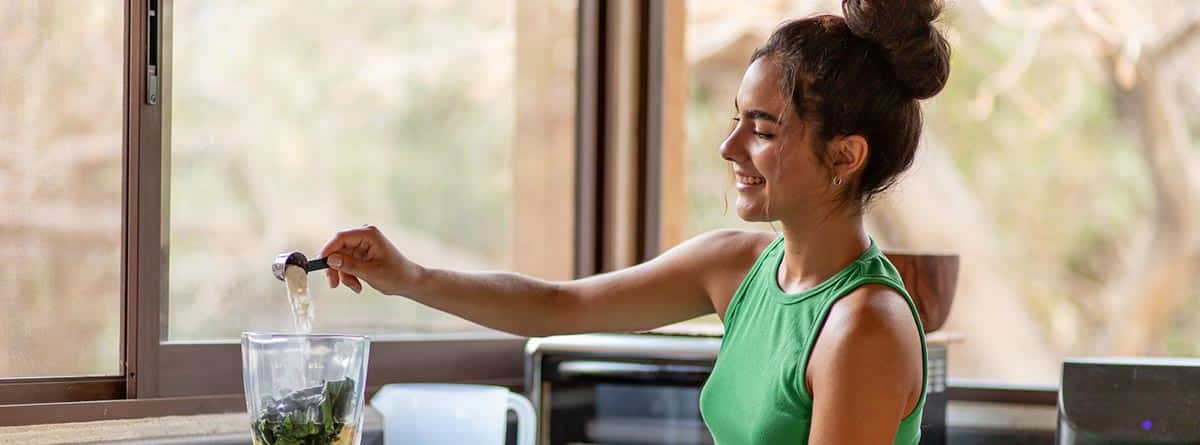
[1057,357,1200,444]
[525,333,948,445]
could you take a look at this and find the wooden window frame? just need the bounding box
[0,0,596,426]
[133,0,534,401]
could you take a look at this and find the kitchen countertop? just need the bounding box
[0,408,383,445]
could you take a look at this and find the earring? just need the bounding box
[833,177,843,186]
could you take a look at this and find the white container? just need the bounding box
[371,383,535,445]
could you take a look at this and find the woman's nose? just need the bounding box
[719,128,746,163]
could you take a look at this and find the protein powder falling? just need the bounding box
[283,264,315,333]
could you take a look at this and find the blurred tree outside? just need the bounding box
[0,0,577,376]
[0,1,123,377]
[168,0,518,338]
[167,0,577,340]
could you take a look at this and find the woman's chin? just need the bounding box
[734,203,770,222]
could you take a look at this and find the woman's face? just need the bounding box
[720,57,838,223]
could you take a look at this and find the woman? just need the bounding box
[320,0,950,442]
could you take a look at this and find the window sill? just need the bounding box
[947,379,1058,406]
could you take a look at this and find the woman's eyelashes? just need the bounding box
[731,117,775,140]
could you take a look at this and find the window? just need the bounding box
[0,0,582,410]
[167,0,578,340]
[0,0,124,378]
[660,0,1200,385]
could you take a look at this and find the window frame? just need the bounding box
[0,0,593,425]
[137,0,578,399]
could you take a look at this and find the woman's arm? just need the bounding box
[806,284,924,444]
[319,225,766,336]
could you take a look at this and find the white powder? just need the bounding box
[283,264,314,333]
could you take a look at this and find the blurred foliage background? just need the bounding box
[2,0,1197,384]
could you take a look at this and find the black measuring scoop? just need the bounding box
[271,251,330,281]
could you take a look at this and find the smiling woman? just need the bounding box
[691,1,950,442]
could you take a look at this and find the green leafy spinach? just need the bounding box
[251,377,355,445]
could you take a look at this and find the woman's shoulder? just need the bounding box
[827,284,918,337]
[655,229,776,275]
[687,229,778,264]
[804,283,926,439]
[675,230,778,308]
[815,283,924,384]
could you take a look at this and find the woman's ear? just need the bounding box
[827,135,869,182]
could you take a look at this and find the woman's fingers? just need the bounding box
[352,238,370,260]
[321,225,392,293]
[319,227,374,259]
[320,226,372,290]
[341,272,363,293]
[326,268,340,289]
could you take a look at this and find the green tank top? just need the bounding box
[699,236,927,444]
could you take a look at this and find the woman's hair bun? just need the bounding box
[842,0,951,99]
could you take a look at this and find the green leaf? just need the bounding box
[252,379,352,445]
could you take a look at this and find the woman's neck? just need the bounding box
[776,210,869,294]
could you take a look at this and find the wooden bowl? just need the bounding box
[881,251,959,333]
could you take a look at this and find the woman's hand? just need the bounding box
[318,225,423,295]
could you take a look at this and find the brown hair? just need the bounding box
[751,0,951,207]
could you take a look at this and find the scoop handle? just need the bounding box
[304,257,329,273]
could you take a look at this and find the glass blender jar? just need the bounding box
[242,332,370,445]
